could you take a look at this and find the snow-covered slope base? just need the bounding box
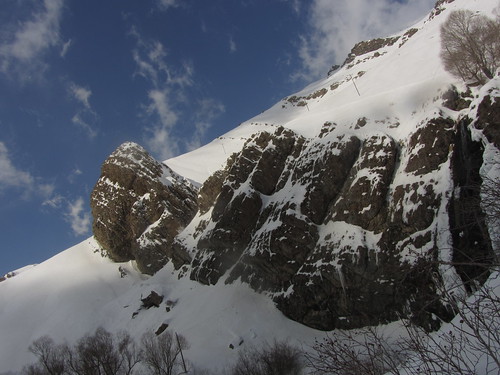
[0,238,323,373]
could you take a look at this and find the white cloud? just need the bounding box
[72,114,98,139]
[69,83,92,109]
[0,141,57,203]
[290,0,301,14]
[65,197,91,236]
[68,167,83,183]
[145,125,180,161]
[68,82,98,138]
[295,0,436,81]
[157,0,180,11]
[147,89,178,127]
[131,29,193,89]
[144,89,179,160]
[0,0,65,80]
[60,38,72,58]
[131,29,201,160]
[186,99,225,152]
[131,35,167,86]
[42,194,64,209]
[280,0,301,14]
[0,142,88,236]
[0,142,35,191]
[229,35,237,53]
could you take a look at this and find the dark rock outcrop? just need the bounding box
[155,323,169,335]
[475,95,500,147]
[184,123,461,330]
[142,291,164,309]
[343,37,400,66]
[90,142,198,274]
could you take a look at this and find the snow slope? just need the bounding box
[1,0,499,373]
[0,238,324,373]
[166,0,497,184]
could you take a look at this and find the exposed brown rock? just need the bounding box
[90,142,198,274]
[142,291,163,309]
[475,95,500,148]
[329,134,397,231]
[155,323,169,335]
[405,117,455,175]
[343,36,400,66]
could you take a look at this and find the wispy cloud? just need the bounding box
[131,28,198,160]
[42,194,64,209]
[60,39,72,58]
[157,0,180,11]
[280,0,301,14]
[69,83,92,109]
[187,99,225,152]
[71,114,98,139]
[0,141,90,236]
[0,142,35,191]
[0,0,65,81]
[229,35,237,53]
[144,88,180,159]
[68,82,98,139]
[65,197,91,236]
[0,141,56,203]
[67,167,83,183]
[294,0,435,81]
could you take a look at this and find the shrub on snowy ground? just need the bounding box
[304,327,407,375]
[304,270,500,375]
[24,328,140,375]
[231,340,303,375]
[24,336,67,375]
[400,271,500,375]
[140,331,189,375]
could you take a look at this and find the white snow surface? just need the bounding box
[1,0,499,373]
[165,0,497,185]
[0,239,323,373]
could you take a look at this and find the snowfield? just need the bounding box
[0,239,324,372]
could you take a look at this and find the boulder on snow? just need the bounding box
[155,323,169,335]
[141,291,164,309]
[90,142,198,275]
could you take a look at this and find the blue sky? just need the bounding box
[0,0,435,275]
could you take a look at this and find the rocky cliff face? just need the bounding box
[90,84,497,330]
[184,117,455,330]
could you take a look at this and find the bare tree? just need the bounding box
[304,264,499,375]
[304,327,406,375]
[24,328,140,375]
[140,331,189,375]
[441,9,500,85]
[231,340,303,375]
[24,336,67,375]
[400,270,500,375]
[65,327,140,375]
[481,175,500,254]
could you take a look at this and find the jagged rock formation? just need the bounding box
[182,119,454,330]
[90,142,198,275]
[90,85,497,330]
[343,36,401,66]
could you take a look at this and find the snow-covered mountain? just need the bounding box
[1,0,499,373]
